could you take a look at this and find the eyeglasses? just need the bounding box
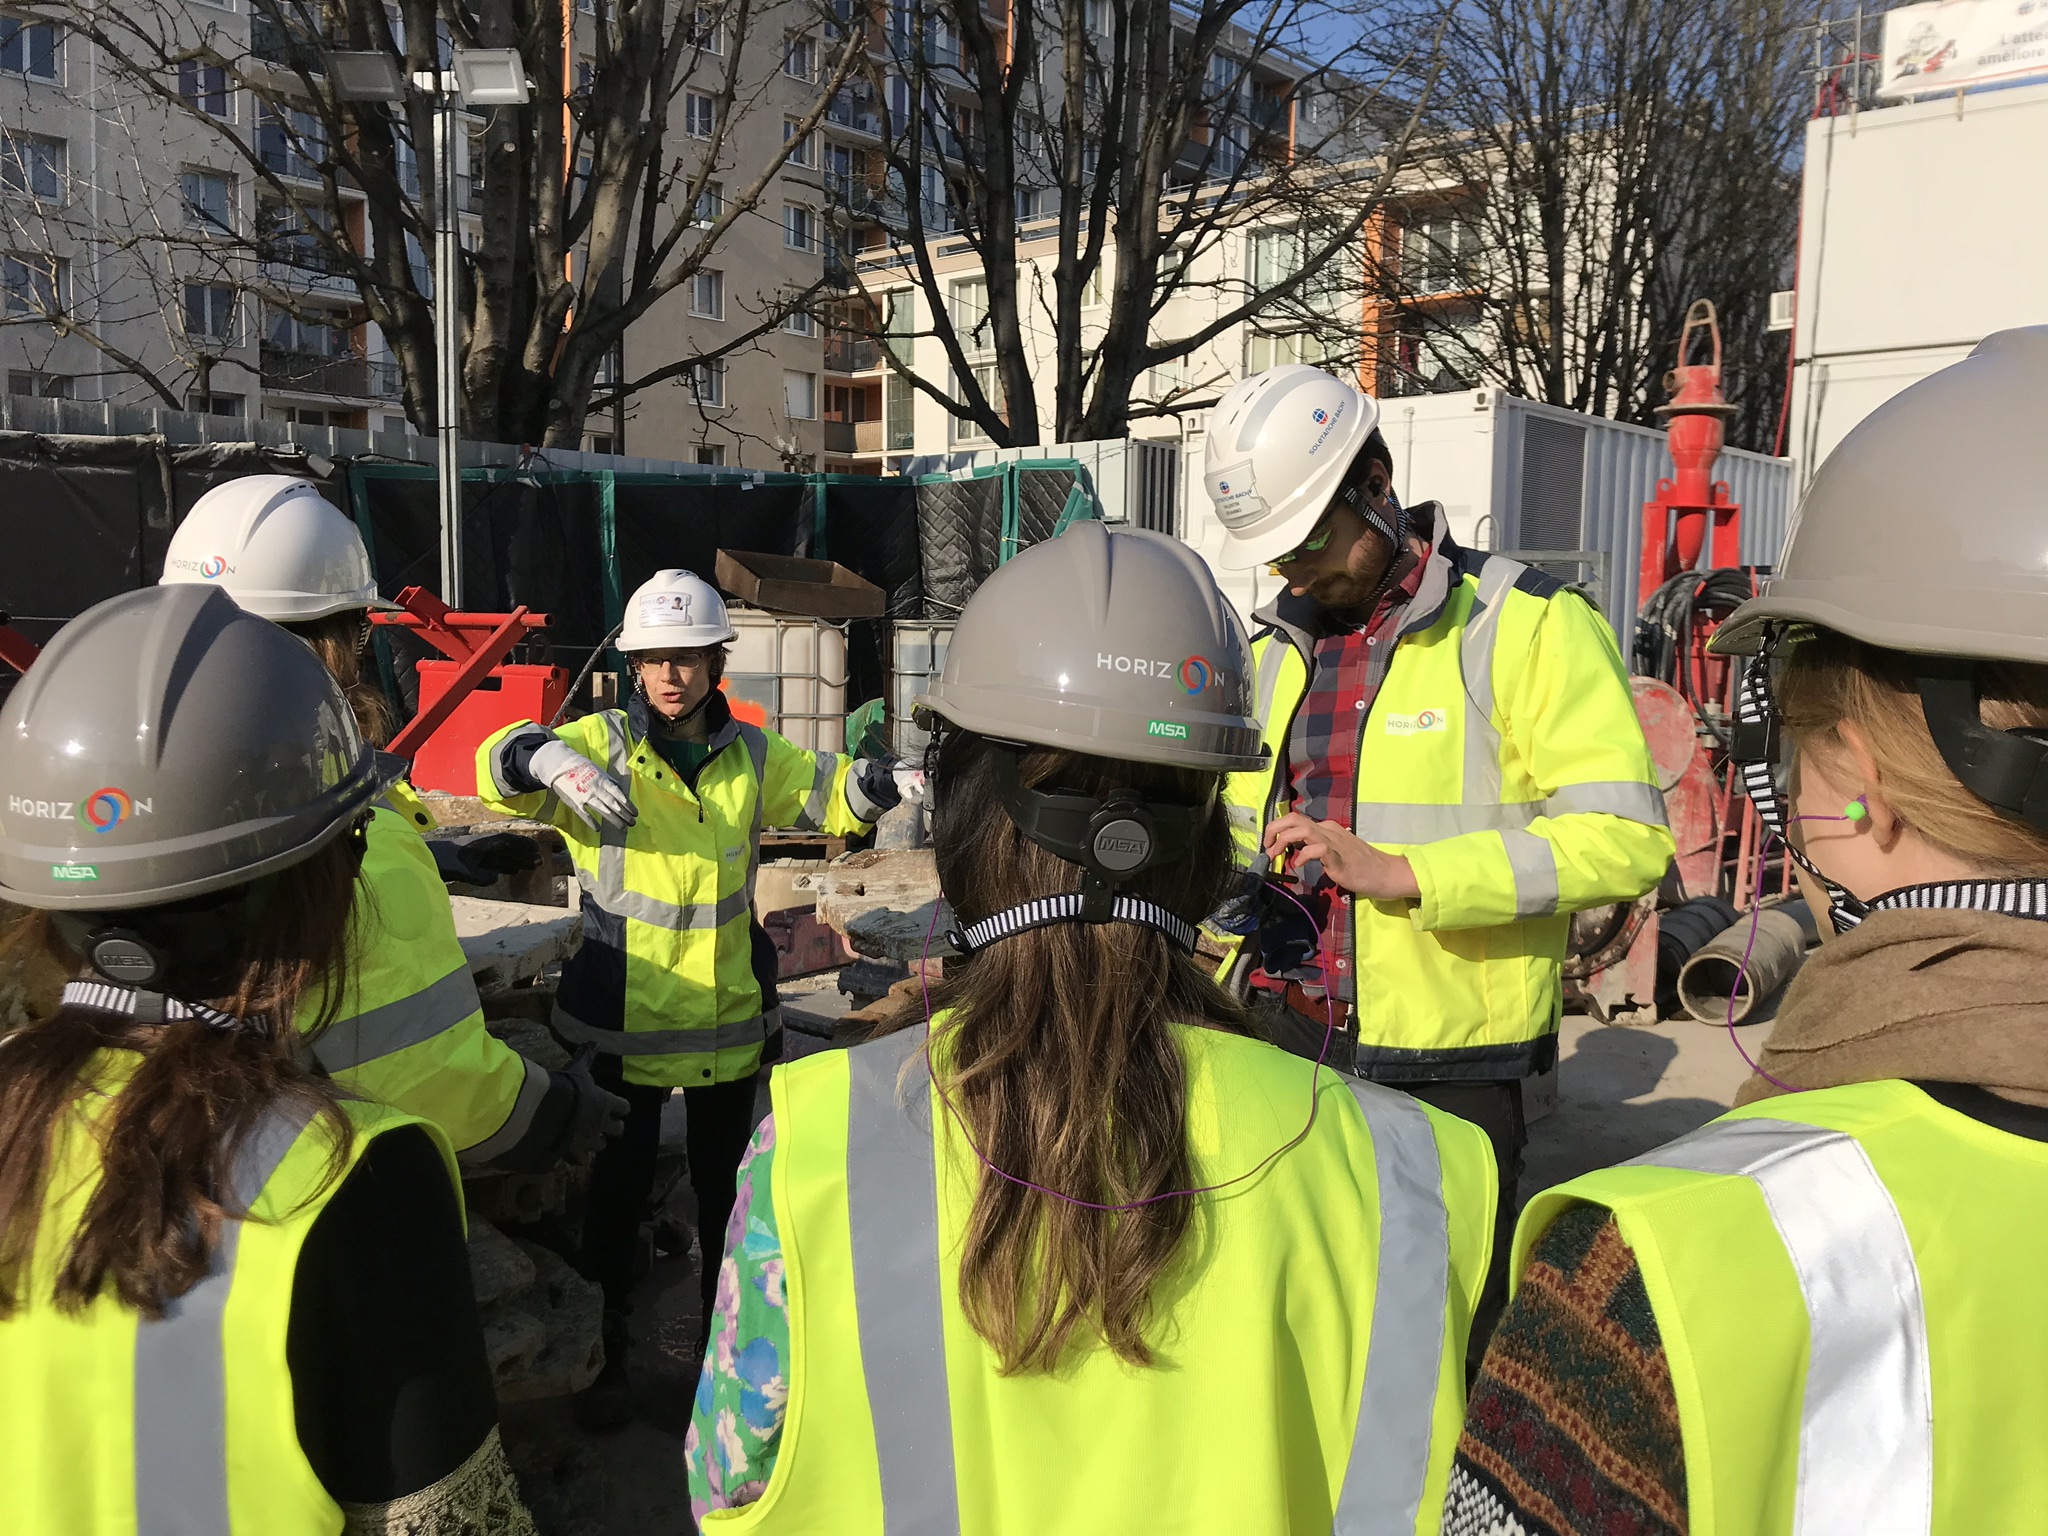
[637,649,713,673]
[1270,516,1339,571]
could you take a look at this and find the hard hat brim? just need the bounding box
[1213,501,1332,571]
[1713,581,2048,666]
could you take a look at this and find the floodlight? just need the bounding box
[451,48,531,106]
[324,51,408,102]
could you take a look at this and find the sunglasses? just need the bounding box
[1270,516,1339,571]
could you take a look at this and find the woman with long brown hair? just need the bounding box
[1446,330,2048,1534]
[0,584,531,1535]
[684,522,1496,1534]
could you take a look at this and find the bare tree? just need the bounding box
[823,0,1439,447]
[13,0,862,445]
[1382,0,1806,451]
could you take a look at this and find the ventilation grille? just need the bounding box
[1517,415,1586,551]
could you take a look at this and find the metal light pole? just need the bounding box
[327,47,530,608]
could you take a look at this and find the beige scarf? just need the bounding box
[1737,906,2048,1109]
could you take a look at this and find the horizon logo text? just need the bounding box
[8,788,154,832]
[1098,652,1181,680]
[1384,710,1448,736]
[166,555,234,579]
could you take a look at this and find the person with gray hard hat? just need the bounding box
[0,585,534,1533]
[1447,329,2048,1532]
[684,520,1496,1531]
[160,474,627,1174]
[1204,365,1673,1369]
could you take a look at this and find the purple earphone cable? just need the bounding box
[1725,801,1865,1091]
[919,878,1340,1212]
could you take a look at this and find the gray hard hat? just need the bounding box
[0,584,393,910]
[1715,326,2048,661]
[917,521,1268,773]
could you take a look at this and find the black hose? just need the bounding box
[550,620,625,727]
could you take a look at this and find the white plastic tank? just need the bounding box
[725,608,848,752]
[889,621,952,759]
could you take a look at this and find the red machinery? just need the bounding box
[372,587,570,795]
[0,617,39,675]
[1641,300,1744,603]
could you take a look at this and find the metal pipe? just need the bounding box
[434,88,463,606]
[1678,904,1810,1025]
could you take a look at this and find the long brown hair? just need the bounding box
[0,836,363,1318]
[285,610,394,747]
[1780,631,2048,873]
[880,728,1248,1374]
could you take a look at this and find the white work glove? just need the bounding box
[893,766,929,808]
[530,737,638,832]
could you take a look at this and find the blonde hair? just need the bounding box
[1778,630,2048,875]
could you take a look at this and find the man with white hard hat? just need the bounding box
[477,567,906,1428]
[1205,366,1672,1363]
[162,474,627,1173]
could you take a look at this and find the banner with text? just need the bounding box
[1880,0,2048,97]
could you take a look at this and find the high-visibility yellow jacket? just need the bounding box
[1222,516,1672,1080]
[477,694,870,1090]
[302,804,549,1161]
[1514,1079,2048,1533]
[702,1021,1495,1536]
[0,1050,457,1535]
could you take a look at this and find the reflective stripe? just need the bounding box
[573,868,752,931]
[1628,1118,1934,1536]
[307,962,482,1072]
[551,998,779,1058]
[1334,1080,1451,1536]
[739,723,770,905]
[1457,556,1522,807]
[458,1055,556,1165]
[134,1103,312,1535]
[1354,802,1543,842]
[1254,638,1289,726]
[1501,830,1560,919]
[796,749,837,833]
[1546,778,1669,827]
[846,1025,961,1535]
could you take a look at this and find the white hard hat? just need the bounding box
[161,475,393,622]
[1203,365,1381,570]
[618,568,736,652]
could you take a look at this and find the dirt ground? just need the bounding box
[502,981,1767,1535]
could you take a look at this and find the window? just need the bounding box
[784,32,816,81]
[695,443,725,465]
[0,17,57,81]
[2,253,61,316]
[183,283,238,342]
[1085,0,1113,33]
[183,169,233,231]
[948,275,989,354]
[265,303,348,355]
[689,268,723,319]
[179,60,232,120]
[1081,265,1103,309]
[783,118,816,168]
[693,182,723,225]
[783,307,815,336]
[0,133,63,201]
[1158,240,1191,286]
[1149,356,1183,397]
[885,372,914,451]
[1247,330,1329,374]
[1402,213,1479,296]
[1251,227,1302,291]
[257,103,326,180]
[690,359,726,407]
[783,369,817,420]
[685,4,723,51]
[953,360,1002,444]
[7,369,67,397]
[783,203,816,252]
[685,91,716,139]
[186,391,244,417]
[1396,311,1487,392]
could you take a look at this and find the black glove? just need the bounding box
[459,831,544,875]
[428,839,499,888]
[558,1044,629,1160]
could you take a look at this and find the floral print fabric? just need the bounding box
[685,1113,791,1519]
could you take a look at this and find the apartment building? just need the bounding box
[0,1,828,460]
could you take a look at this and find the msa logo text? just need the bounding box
[1098,653,1174,678]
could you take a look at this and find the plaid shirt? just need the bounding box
[1265,555,1428,1000]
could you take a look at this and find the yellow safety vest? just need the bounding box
[1514,1079,2048,1534]
[0,1051,457,1536]
[477,704,867,1089]
[703,1021,1496,1535]
[301,805,545,1159]
[1222,535,1672,1078]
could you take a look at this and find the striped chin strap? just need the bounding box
[946,892,1199,957]
[60,980,267,1034]
[1734,644,2048,934]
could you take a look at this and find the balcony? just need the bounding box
[826,89,881,136]
[261,345,369,398]
[823,419,885,453]
[370,359,406,400]
[251,15,325,73]
[258,238,354,291]
[825,334,881,373]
